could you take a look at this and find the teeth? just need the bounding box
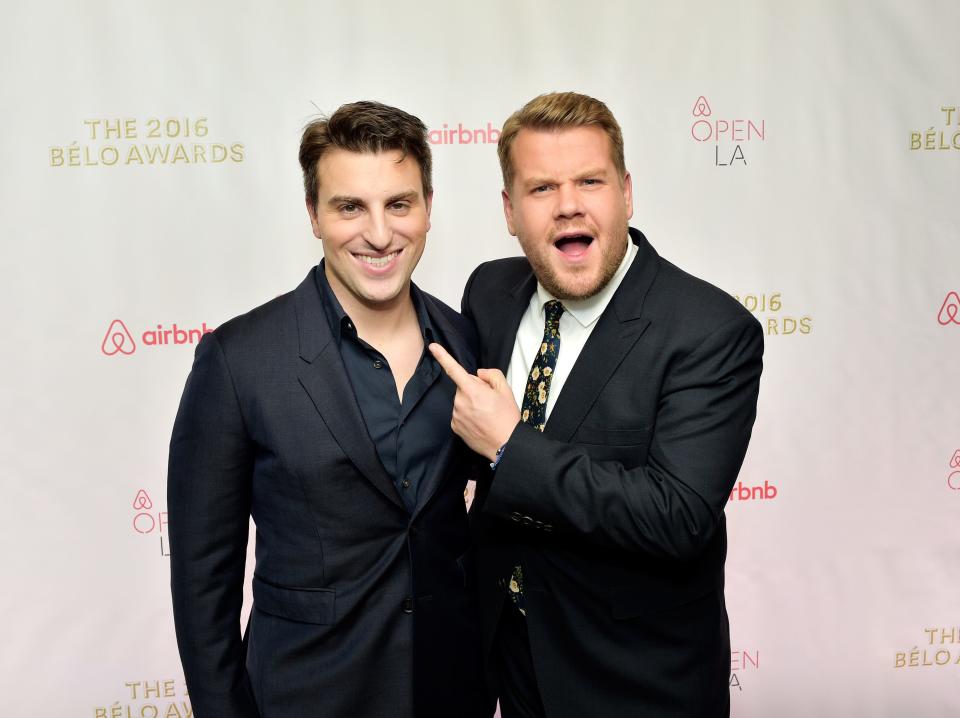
[356,251,398,267]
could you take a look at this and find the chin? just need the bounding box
[360,284,405,306]
[551,270,602,299]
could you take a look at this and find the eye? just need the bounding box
[339,203,359,215]
[581,178,602,186]
[389,201,411,213]
[532,184,552,194]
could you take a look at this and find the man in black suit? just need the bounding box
[430,92,763,717]
[168,101,487,718]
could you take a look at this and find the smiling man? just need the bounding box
[430,92,764,717]
[168,101,487,718]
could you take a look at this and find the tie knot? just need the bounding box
[544,300,564,329]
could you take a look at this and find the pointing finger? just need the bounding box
[429,343,476,390]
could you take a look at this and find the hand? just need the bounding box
[429,343,520,462]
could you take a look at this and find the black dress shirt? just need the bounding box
[317,263,452,511]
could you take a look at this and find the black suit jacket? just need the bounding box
[464,229,763,718]
[168,266,488,718]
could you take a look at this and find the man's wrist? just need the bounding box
[489,443,507,471]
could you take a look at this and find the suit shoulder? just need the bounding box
[211,290,296,352]
[649,258,760,335]
[470,256,530,287]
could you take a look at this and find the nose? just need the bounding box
[364,207,392,251]
[554,183,584,220]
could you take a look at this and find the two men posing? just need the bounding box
[169,93,763,718]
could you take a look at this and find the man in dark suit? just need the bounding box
[168,101,487,718]
[430,92,763,717]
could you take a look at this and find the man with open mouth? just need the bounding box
[430,92,764,718]
[168,101,488,718]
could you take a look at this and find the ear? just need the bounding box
[502,189,517,236]
[622,172,634,221]
[425,190,433,232]
[306,197,322,239]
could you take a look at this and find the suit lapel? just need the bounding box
[294,268,404,510]
[545,228,661,443]
[489,272,537,372]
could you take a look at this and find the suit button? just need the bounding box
[373,360,384,369]
[402,597,414,614]
[521,516,533,527]
[510,512,521,523]
[401,479,411,489]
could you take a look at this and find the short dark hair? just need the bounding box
[498,92,626,193]
[299,101,432,208]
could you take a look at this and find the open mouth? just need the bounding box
[553,234,594,259]
[353,249,401,269]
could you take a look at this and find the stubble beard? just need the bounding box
[522,228,628,301]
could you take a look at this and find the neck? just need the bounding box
[326,271,417,340]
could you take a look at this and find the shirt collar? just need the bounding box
[316,259,434,344]
[534,231,637,328]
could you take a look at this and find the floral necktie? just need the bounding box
[508,300,564,615]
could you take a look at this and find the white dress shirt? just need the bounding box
[507,233,637,422]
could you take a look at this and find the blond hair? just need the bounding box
[497,92,626,192]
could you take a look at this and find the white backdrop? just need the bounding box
[2,1,959,715]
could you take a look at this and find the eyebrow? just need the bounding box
[577,167,610,179]
[326,190,420,207]
[385,190,420,204]
[327,194,365,207]
[521,168,611,189]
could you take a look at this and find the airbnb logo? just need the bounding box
[133,489,153,510]
[937,292,960,325]
[728,480,778,502]
[693,96,712,117]
[102,319,136,356]
[101,319,214,356]
[428,122,500,145]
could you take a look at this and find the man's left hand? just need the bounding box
[429,343,520,462]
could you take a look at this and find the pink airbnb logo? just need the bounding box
[937,292,960,325]
[133,489,153,510]
[692,96,712,117]
[101,318,214,356]
[102,319,136,356]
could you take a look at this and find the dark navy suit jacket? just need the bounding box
[168,266,488,718]
[465,229,763,718]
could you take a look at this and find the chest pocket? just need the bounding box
[573,425,651,466]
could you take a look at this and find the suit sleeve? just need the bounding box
[483,313,763,561]
[167,332,260,718]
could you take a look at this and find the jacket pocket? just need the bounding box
[252,575,336,625]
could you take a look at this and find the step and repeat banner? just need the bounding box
[1,1,958,715]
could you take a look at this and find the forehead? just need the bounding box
[316,148,423,197]
[511,126,615,178]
